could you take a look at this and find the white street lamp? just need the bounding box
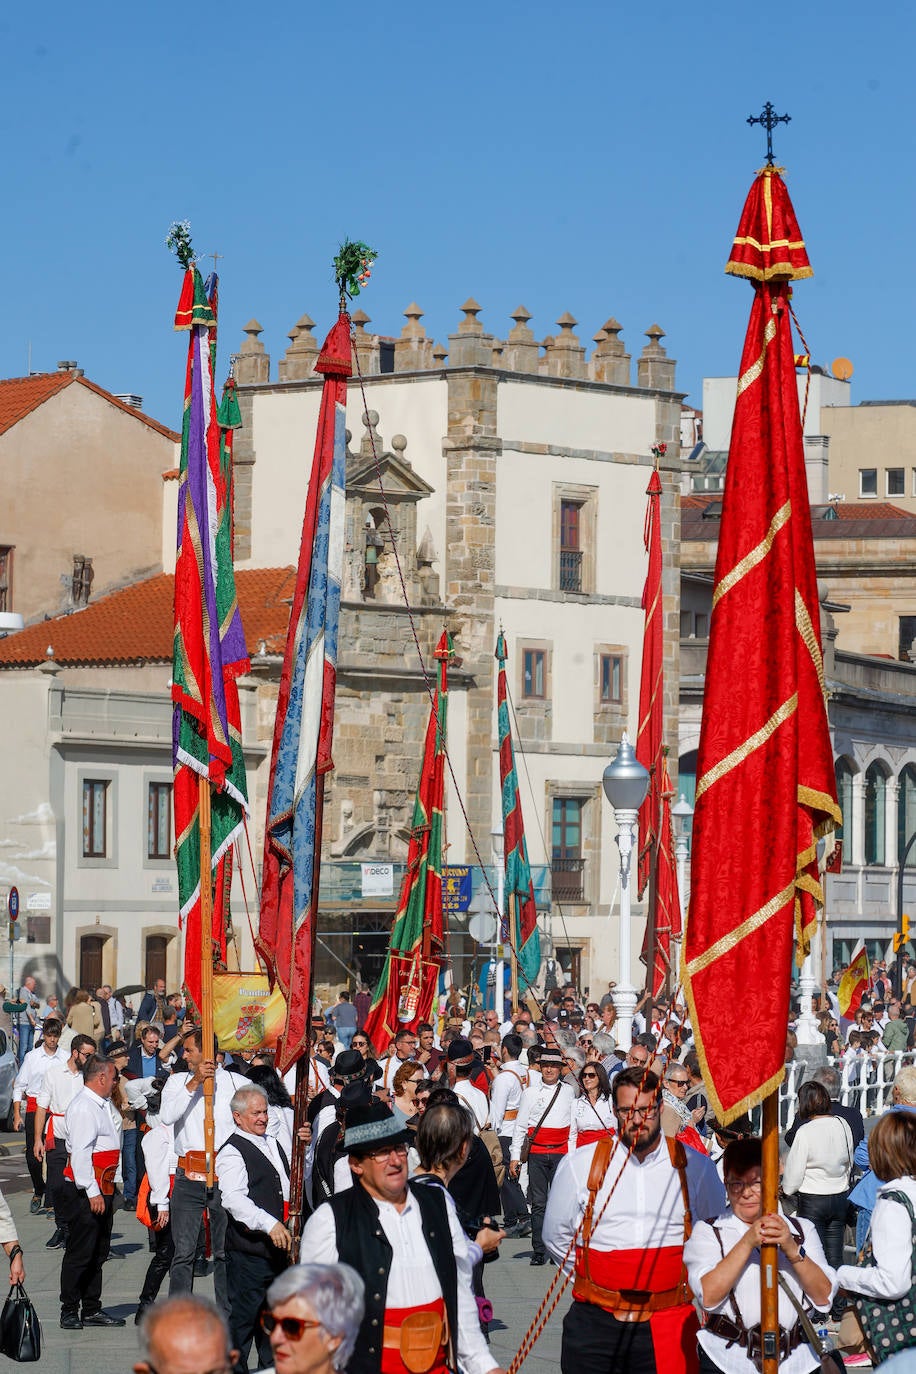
[671,793,694,924]
[602,732,650,1050]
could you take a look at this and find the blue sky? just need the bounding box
[2,1,914,427]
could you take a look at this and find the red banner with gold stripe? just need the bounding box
[682,167,840,1124]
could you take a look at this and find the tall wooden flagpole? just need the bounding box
[198,776,216,1187]
[760,1092,780,1374]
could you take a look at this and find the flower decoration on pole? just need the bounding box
[333,239,378,302]
[166,220,197,270]
[651,442,668,462]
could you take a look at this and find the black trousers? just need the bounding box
[561,1302,657,1374]
[46,1141,68,1226]
[138,1219,175,1307]
[226,1249,288,1373]
[527,1153,564,1258]
[168,1170,229,1314]
[57,1181,114,1317]
[797,1189,848,1317]
[498,1135,529,1224]
[23,1111,44,1199]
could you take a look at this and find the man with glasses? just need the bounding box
[543,1066,724,1374]
[219,1084,292,1372]
[134,1294,237,1374]
[301,1100,504,1374]
[33,1032,96,1249]
[380,1028,419,1094]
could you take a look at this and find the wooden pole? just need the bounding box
[288,1056,309,1262]
[508,892,520,1015]
[198,775,217,1189]
[760,1090,780,1374]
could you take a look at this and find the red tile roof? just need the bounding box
[683,495,916,540]
[0,371,180,442]
[0,568,295,668]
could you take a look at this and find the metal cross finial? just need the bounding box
[746,102,791,164]
[207,250,224,272]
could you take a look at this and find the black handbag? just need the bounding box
[0,1282,42,1362]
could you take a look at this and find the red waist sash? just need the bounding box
[45,1111,64,1148]
[576,1244,685,1291]
[575,1127,612,1149]
[25,1096,37,1113]
[64,1147,120,1193]
[528,1125,569,1154]
[381,1298,447,1374]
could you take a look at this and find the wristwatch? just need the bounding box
[791,1245,806,1262]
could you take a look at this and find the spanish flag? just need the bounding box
[838,940,871,1020]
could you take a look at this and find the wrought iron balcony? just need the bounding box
[551,857,586,902]
[559,549,583,592]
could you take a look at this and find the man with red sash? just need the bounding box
[12,1015,67,1214]
[34,1033,96,1249]
[509,1046,575,1266]
[218,1084,292,1373]
[301,1100,503,1374]
[543,1066,725,1374]
[58,1053,125,1329]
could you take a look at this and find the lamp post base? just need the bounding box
[612,983,638,1052]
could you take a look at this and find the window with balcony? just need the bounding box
[82,779,109,858]
[553,484,597,595]
[147,782,172,861]
[559,500,583,592]
[552,797,585,901]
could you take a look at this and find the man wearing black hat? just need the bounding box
[446,1038,490,1130]
[508,1046,575,1266]
[300,1100,504,1374]
[307,1048,367,1127]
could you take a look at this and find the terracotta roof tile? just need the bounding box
[0,371,180,443]
[0,568,295,669]
[683,495,916,540]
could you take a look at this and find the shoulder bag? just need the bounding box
[519,1084,561,1165]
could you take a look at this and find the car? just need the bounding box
[0,1028,19,1130]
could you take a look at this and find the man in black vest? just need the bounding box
[300,1101,503,1374]
[218,1084,291,1373]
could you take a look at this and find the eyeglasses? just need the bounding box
[615,1103,660,1119]
[725,1178,763,1196]
[365,1143,409,1161]
[626,1055,649,1068]
[581,1072,598,1081]
[260,1311,323,1340]
[667,1078,689,1088]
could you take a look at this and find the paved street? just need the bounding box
[0,1129,564,1374]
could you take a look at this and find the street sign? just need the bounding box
[7,888,18,922]
[444,866,472,912]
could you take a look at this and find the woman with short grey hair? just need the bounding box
[258,1263,365,1373]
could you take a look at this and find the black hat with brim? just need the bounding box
[343,1100,412,1156]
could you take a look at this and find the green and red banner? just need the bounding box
[496,632,541,993]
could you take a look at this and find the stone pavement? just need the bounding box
[0,1130,565,1374]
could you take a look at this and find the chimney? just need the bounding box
[57,360,83,377]
[114,394,144,409]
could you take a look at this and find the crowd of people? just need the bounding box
[1,971,914,1374]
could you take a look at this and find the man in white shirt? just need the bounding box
[301,1100,503,1374]
[509,1046,576,1266]
[34,1032,96,1249]
[380,1028,419,1093]
[543,1065,725,1374]
[488,1033,530,1235]
[158,1027,249,1313]
[218,1084,291,1372]
[58,1054,125,1329]
[12,1015,67,1214]
[447,1038,490,1130]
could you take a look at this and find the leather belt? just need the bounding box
[503,1109,519,1121]
[177,1152,212,1183]
[705,1313,804,1360]
[573,1274,692,1322]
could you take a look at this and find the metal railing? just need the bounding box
[559,549,583,592]
[777,1050,916,1130]
[551,857,585,902]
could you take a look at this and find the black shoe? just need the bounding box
[82,1310,126,1328]
[193,1259,209,1277]
[505,1220,531,1238]
[46,1227,66,1249]
[134,1304,150,1327]
[530,1253,547,1266]
[60,1312,83,1330]
[29,1196,43,1216]
[123,1198,136,1211]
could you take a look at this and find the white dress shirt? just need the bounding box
[219,1127,290,1234]
[543,1132,726,1269]
[489,1061,527,1135]
[568,1094,615,1150]
[510,1081,576,1161]
[158,1066,249,1155]
[453,1078,489,1130]
[685,1210,833,1374]
[301,1187,495,1374]
[63,1085,122,1199]
[782,1115,853,1196]
[13,1044,67,1102]
[36,1059,83,1116]
[142,1120,177,1208]
[836,1174,916,1299]
[381,1054,415,1093]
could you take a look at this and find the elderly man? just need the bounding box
[544,1066,725,1374]
[58,1053,125,1329]
[12,1015,67,1214]
[218,1084,292,1372]
[134,1295,237,1374]
[34,1032,97,1249]
[138,978,168,1028]
[301,1100,503,1374]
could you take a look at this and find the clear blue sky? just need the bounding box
[2,1,914,427]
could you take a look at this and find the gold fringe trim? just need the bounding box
[736,318,778,397]
[695,694,797,802]
[725,261,814,284]
[795,591,826,699]
[685,880,795,977]
[713,500,791,609]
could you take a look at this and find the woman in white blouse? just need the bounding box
[836,1110,916,1360]
[568,1062,614,1150]
[685,1137,834,1374]
[781,1079,853,1316]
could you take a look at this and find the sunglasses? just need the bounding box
[581,1072,598,1080]
[260,1312,323,1340]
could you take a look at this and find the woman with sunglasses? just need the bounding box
[390,1062,425,1125]
[684,1136,834,1374]
[259,1262,365,1374]
[348,1034,382,1086]
[568,1062,614,1150]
